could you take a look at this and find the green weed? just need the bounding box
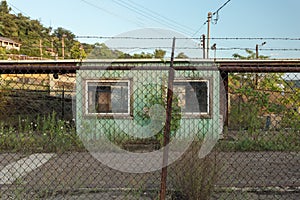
[0,112,84,153]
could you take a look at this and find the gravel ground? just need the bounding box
[0,151,299,199]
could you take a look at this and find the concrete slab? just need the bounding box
[0,153,55,184]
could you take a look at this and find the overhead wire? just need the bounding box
[79,0,145,28]
[212,0,232,24]
[7,2,30,17]
[191,0,233,37]
[124,0,196,34]
[109,0,195,36]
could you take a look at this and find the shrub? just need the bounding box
[171,141,219,200]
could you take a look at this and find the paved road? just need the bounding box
[0,151,299,199]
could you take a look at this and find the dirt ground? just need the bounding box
[0,151,299,199]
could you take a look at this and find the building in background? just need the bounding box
[0,36,21,51]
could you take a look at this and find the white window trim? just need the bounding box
[174,79,211,117]
[85,79,131,117]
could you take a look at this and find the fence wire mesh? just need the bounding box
[0,61,299,200]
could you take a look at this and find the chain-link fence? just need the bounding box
[0,60,299,199]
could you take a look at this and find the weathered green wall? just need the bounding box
[76,64,221,144]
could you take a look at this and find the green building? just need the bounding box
[76,59,223,151]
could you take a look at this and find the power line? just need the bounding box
[7,2,30,17]
[109,0,195,36]
[213,0,232,15]
[192,0,233,37]
[190,23,206,38]
[118,0,196,35]
[212,0,232,24]
[80,0,195,36]
[125,0,195,33]
[79,0,144,28]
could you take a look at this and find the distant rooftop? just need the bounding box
[0,36,20,44]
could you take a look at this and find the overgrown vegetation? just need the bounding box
[0,112,84,153]
[171,141,219,200]
[228,72,300,132]
[218,129,300,151]
[228,50,300,132]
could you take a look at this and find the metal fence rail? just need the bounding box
[0,62,299,199]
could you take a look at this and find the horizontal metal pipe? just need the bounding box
[0,60,300,73]
[0,65,219,73]
[219,66,300,73]
[0,66,79,74]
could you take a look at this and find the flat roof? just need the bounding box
[0,36,20,44]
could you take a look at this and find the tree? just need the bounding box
[132,52,153,59]
[229,50,287,131]
[0,13,18,38]
[53,27,75,40]
[154,49,166,59]
[0,22,4,36]
[0,2,82,59]
[52,27,76,59]
[0,47,7,60]
[118,52,132,59]
[232,49,268,60]
[0,1,10,14]
[87,43,123,59]
[70,41,86,59]
[176,52,189,59]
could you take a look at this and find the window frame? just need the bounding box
[173,78,213,118]
[83,78,133,118]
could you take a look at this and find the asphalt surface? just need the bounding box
[0,151,299,199]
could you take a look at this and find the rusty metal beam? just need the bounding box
[0,59,300,73]
[219,66,300,73]
[217,60,300,73]
[0,60,80,74]
[0,65,79,74]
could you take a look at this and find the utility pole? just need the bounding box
[256,42,266,59]
[39,39,43,60]
[201,34,206,59]
[61,34,66,59]
[51,38,54,53]
[207,12,212,59]
[255,42,266,87]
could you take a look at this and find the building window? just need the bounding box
[85,80,131,117]
[173,80,211,117]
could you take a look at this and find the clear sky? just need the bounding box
[6,0,300,58]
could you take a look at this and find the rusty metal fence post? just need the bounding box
[159,37,176,200]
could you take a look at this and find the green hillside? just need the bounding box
[0,1,186,59]
[0,1,90,59]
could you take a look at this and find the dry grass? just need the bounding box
[170,141,219,200]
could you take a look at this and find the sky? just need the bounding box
[6,0,300,59]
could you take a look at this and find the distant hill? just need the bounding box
[0,1,187,60]
[0,1,94,59]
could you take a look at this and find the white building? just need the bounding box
[0,36,21,51]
